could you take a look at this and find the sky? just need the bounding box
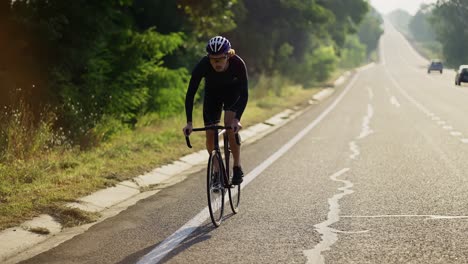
[369,0,438,15]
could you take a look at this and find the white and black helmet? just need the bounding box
[206,36,231,55]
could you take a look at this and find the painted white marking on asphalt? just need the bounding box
[136,208,211,264]
[349,103,374,160]
[386,70,431,117]
[367,86,374,100]
[390,96,401,108]
[385,69,468,145]
[309,100,376,262]
[335,230,370,234]
[430,215,468,219]
[136,71,367,264]
[461,139,468,144]
[451,132,462,137]
[342,215,468,220]
[349,141,359,160]
[422,109,432,117]
[358,104,374,139]
[303,168,353,264]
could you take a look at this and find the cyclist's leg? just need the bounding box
[203,96,223,156]
[224,110,241,167]
[205,129,216,153]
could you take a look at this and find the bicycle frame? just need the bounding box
[185,126,240,149]
[185,126,242,226]
[185,126,240,188]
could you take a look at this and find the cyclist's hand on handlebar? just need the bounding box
[231,119,242,133]
[183,123,193,136]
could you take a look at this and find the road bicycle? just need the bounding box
[185,126,241,227]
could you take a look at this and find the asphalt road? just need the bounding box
[19,21,468,264]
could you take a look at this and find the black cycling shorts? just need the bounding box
[203,94,241,125]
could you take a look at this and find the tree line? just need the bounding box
[0,0,383,149]
[393,0,468,67]
[430,0,468,67]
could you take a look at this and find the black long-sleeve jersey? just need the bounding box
[185,54,248,123]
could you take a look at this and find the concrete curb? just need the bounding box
[1,71,355,264]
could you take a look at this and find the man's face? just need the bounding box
[209,54,229,72]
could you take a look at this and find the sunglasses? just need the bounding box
[208,55,228,63]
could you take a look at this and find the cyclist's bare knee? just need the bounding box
[224,111,236,125]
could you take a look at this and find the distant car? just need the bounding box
[455,65,468,86]
[428,60,443,74]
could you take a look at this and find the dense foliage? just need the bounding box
[409,4,437,43]
[358,7,384,57]
[430,0,468,67]
[0,0,382,153]
[395,1,468,67]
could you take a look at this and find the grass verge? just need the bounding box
[0,84,322,231]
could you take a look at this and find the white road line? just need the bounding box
[304,99,374,263]
[390,96,401,108]
[349,141,359,160]
[387,22,468,100]
[384,69,468,145]
[349,105,374,159]
[303,168,353,264]
[342,215,468,220]
[137,70,368,264]
[334,230,370,234]
[461,139,468,144]
[358,104,374,139]
[450,132,462,137]
[367,86,374,100]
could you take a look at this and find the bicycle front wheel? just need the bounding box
[207,151,224,227]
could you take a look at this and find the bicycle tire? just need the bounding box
[227,150,241,213]
[207,151,224,227]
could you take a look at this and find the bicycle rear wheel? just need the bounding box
[226,150,241,214]
[207,151,225,227]
[228,183,241,213]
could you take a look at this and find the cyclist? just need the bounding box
[183,36,248,185]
